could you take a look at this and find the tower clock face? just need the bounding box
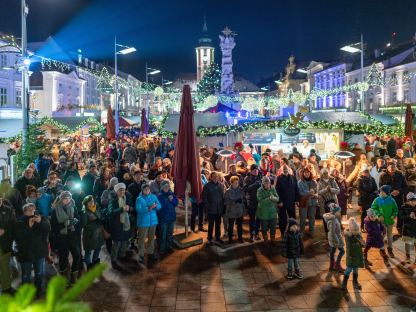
[202,55,208,62]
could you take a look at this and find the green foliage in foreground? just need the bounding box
[0,264,105,312]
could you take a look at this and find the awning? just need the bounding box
[164,112,229,133]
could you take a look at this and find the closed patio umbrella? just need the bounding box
[106,105,115,140]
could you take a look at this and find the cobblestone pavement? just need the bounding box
[74,205,416,312]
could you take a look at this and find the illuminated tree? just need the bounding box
[197,63,221,99]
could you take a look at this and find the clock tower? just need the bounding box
[196,17,214,82]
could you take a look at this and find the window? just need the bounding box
[392,91,397,103]
[0,88,7,106]
[0,55,7,67]
[16,89,21,106]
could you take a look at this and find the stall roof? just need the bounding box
[0,119,22,138]
[52,116,100,130]
[304,111,397,125]
[164,112,229,133]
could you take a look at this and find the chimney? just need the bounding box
[374,49,380,59]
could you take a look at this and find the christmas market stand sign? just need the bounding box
[284,112,304,136]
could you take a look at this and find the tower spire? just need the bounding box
[202,15,208,33]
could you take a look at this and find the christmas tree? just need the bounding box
[196,63,221,99]
[367,63,384,88]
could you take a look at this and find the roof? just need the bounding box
[163,112,229,133]
[51,117,100,130]
[0,119,23,138]
[174,73,197,82]
[234,75,261,92]
[305,112,397,125]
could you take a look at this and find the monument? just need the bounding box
[219,27,240,110]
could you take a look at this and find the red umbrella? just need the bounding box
[140,108,149,135]
[173,85,202,203]
[106,105,116,140]
[405,104,414,137]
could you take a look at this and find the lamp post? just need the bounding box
[114,36,136,136]
[341,34,364,112]
[145,63,161,117]
[21,0,30,162]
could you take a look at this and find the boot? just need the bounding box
[387,247,395,258]
[352,273,362,290]
[270,235,276,246]
[262,234,269,244]
[335,261,345,273]
[380,249,390,267]
[329,260,335,272]
[406,253,411,264]
[364,253,373,267]
[70,271,79,285]
[341,274,349,290]
[294,269,303,279]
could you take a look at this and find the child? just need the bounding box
[400,192,416,263]
[371,185,398,258]
[342,218,364,291]
[363,208,389,267]
[282,218,304,279]
[323,203,345,273]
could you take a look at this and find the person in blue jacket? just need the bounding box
[157,180,178,254]
[136,183,161,263]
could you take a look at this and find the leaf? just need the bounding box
[54,302,92,312]
[14,284,36,308]
[46,275,68,311]
[0,294,13,310]
[59,264,105,304]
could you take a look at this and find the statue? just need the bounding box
[219,27,236,96]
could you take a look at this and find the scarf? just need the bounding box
[88,204,97,213]
[55,200,75,235]
[118,196,130,232]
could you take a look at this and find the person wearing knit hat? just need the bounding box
[108,178,133,269]
[109,177,119,189]
[323,203,345,273]
[371,184,398,258]
[114,183,126,194]
[157,178,178,253]
[136,179,161,263]
[244,162,262,242]
[400,192,416,263]
[282,217,304,280]
[363,208,389,268]
[357,165,378,233]
[342,217,364,291]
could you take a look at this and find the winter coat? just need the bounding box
[37,193,53,217]
[42,182,64,202]
[93,178,107,207]
[108,193,134,241]
[202,181,225,216]
[357,176,378,209]
[0,200,15,253]
[323,213,344,248]
[157,190,178,224]
[345,230,364,268]
[395,156,405,173]
[282,231,304,258]
[243,173,262,209]
[82,172,96,196]
[51,199,81,236]
[399,203,416,238]
[14,215,50,262]
[256,187,279,220]
[136,193,161,228]
[387,139,397,158]
[224,186,244,219]
[370,166,385,189]
[123,146,137,164]
[371,195,398,225]
[364,217,385,248]
[335,177,348,214]
[127,180,145,202]
[224,173,243,188]
[149,180,162,195]
[82,209,104,251]
[404,164,416,193]
[379,171,407,206]
[63,169,81,184]
[298,179,318,208]
[317,177,340,215]
[0,181,23,217]
[275,174,299,210]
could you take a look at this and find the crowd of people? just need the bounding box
[0,133,415,296]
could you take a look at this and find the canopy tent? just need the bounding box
[204,102,238,113]
[163,112,229,133]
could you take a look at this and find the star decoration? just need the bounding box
[222,27,235,37]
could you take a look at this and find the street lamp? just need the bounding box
[296,68,308,74]
[145,63,161,116]
[341,34,364,111]
[114,36,136,136]
[162,80,173,86]
[21,0,30,164]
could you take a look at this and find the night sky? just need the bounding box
[1,0,416,83]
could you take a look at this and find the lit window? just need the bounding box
[0,88,7,106]
[16,89,21,106]
[0,55,7,67]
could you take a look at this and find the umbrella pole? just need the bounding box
[342,160,346,176]
[185,192,189,237]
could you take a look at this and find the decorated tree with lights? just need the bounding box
[367,63,384,88]
[196,62,221,99]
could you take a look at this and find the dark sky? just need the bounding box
[1,0,416,83]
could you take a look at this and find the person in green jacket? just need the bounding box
[256,176,279,244]
[342,217,364,291]
[371,185,398,258]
